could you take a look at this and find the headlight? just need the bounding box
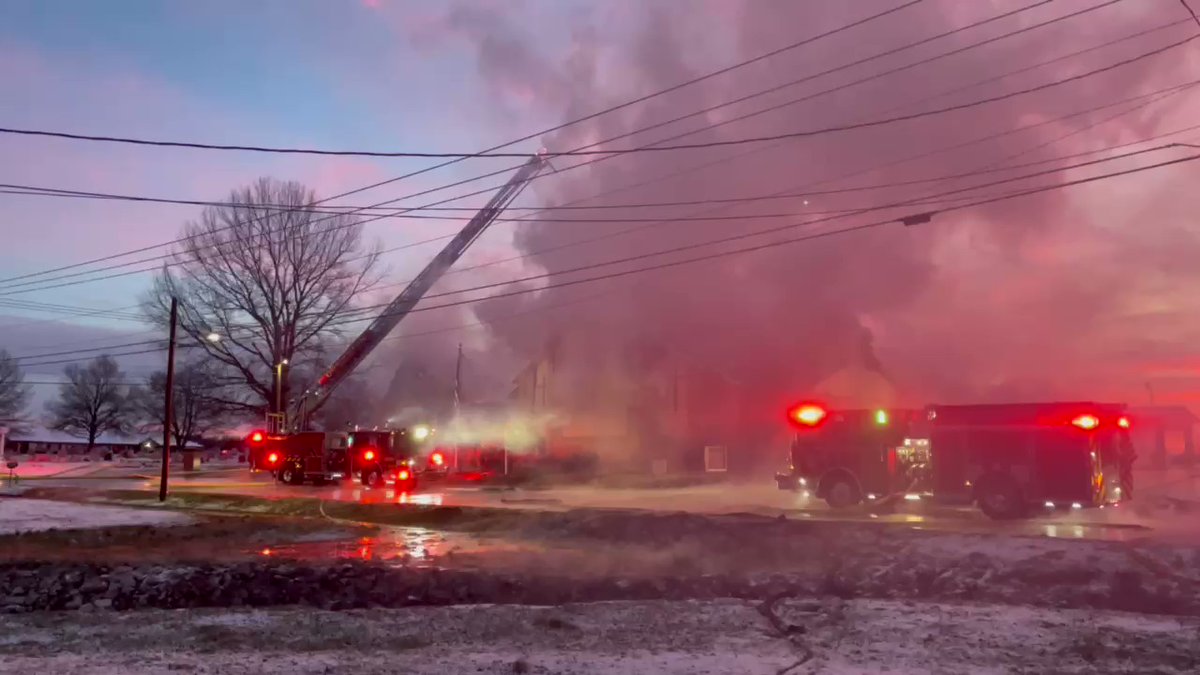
[412,425,431,441]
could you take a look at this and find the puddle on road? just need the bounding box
[250,526,536,568]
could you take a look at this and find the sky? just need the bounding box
[0,0,571,384]
[4,0,1200,433]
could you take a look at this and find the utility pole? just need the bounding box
[158,297,178,502]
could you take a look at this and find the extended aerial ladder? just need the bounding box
[269,153,547,434]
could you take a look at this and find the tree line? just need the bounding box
[0,350,225,451]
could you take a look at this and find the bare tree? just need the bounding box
[129,360,228,448]
[143,178,381,418]
[0,349,31,430]
[46,355,130,450]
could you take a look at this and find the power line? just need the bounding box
[322,144,1196,324]
[0,0,1057,293]
[0,1,1145,299]
[3,1,1108,223]
[16,150,1196,370]
[10,3,1145,162]
[8,25,1190,317]
[283,0,1125,220]
[1180,0,1200,29]
[2,3,1171,357]
[0,1,922,292]
[10,25,1191,356]
[353,78,1200,302]
[328,152,1200,331]
[18,143,1198,368]
[3,8,1182,303]
[0,4,933,160]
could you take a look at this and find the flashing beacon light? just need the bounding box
[250,431,265,443]
[397,469,411,481]
[266,452,279,464]
[1118,416,1131,429]
[363,449,376,462]
[1071,414,1100,430]
[788,404,827,427]
[430,451,445,467]
[874,409,889,426]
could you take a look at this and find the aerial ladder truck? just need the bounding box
[250,153,547,487]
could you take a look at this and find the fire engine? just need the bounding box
[247,153,547,486]
[775,401,1136,519]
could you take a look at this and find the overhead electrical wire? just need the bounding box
[7,7,1190,348]
[0,1,1144,300]
[4,1,1185,357]
[4,8,1184,289]
[318,144,1200,323]
[0,0,924,289]
[0,0,1068,294]
[14,151,1199,369]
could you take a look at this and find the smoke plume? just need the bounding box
[417,0,1200,466]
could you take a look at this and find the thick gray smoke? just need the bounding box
[411,0,1200,466]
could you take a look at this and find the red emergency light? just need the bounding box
[1118,416,1131,429]
[430,451,445,467]
[266,452,279,464]
[249,431,265,443]
[362,449,376,462]
[1071,414,1100,430]
[787,403,827,428]
[397,469,411,481]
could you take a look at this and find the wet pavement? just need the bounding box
[19,463,1196,543]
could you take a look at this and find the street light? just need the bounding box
[205,332,221,343]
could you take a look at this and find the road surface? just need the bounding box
[15,461,1194,542]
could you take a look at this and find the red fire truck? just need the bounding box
[774,401,1135,519]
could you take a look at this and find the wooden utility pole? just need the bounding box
[158,297,178,502]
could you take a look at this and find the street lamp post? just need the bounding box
[275,359,288,416]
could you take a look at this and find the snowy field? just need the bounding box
[1,598,1196,674]
[0,498,193,535]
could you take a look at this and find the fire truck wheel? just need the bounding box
[976,474,1026,520]
[280,465,302,486]
[361,469,382,488]
[822,473,862,509]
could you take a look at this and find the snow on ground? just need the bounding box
[0,498,193,534]
[1,598,1197,674]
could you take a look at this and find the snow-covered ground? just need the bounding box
[0,598,1196,674]
[0,498,193,534]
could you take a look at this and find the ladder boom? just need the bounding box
[290,153,546,428]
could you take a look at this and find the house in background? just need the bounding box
[4,426,201,458]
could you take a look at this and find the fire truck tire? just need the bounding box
[280,465,303,486]
[976,474,1027,520]
[822,473,862,509]
[361,469,383,488]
